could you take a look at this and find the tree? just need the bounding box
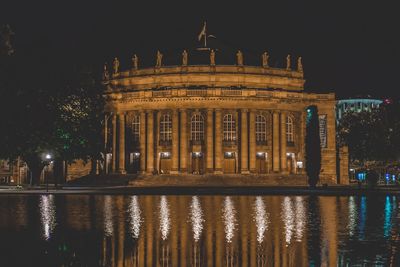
[0,26,105,185]
[305,105,321,187]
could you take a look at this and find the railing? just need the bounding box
[221,89,242,96]
[287,141,295,147]
[152,90,172,97]
[187,89,207,97]
[190,140,204,146]
[159,140,172,146]
[223,140,237,146]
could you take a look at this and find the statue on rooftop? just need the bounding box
[236,50,243,66]
[156,50,163,68]
[286,54,291,70]
[182,50,188,66]
[262,52,269,68]
[297,56,303,72]
[132,54,139,70]
[113,57,119,74]
[210,49,215,66]
[103,63,109,80]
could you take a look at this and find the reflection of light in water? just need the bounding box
[294,196,305,242]
[104,195,113,236]
[282,196,294,246]
[159,196,170,241]
[253,196,269,244]
[190,196,204,242]
[359,196,366,240]
[348,196,357,236]
[223,196,236,243]
[129,195,142,239]
[383,196,393,238]
[39,195,56,240]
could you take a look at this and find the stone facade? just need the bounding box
[104,62,338,183]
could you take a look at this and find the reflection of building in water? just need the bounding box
[57,195,344,266]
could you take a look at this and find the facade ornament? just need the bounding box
[103,63,110,80]
[210,49,215,66]
[297,56,303,72]
[155,50,163,68]
[132,54,139,70]
[262,52,269,68]
[182,50,188,66]
[286,54,291,70]
[236,50,243,66]
[113,57,120,74]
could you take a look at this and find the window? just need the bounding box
[191,114,204,141]
[160,114,172,141]
[255,115,267,143]
[319,114,327,148]
[286,116,294,144]
[223,114,236,141]
[131,115,140,142]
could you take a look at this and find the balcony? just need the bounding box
[223,140,237,146]
[190,140,204,146]
[159,140,172,146]
[287,141,295,147]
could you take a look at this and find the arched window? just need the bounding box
[286,116,294,144]
[191,114,204,141]
[160,114,172,141]
[223,114,236,141]
[255,115,267,143]
[131,115,140,142]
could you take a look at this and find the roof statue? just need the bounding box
[182,50,188,66]
[236,50,243,66]
[132,54,139,70]
[297,57,303,72]
[262,52,269,68]
[286,54,291,70]
[113,57,119,74]
[210,49,215,66]
[155,50,163,68]
[103,63,109,80]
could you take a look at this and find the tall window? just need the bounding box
[160,114,172,141]
[131,115,140,142]
[191,114,204,141]
[223,114,236,141]
[255,115,267,143]
[286,116,294,144]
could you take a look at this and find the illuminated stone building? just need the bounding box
[103,50,337,183]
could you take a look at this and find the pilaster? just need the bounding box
[272,112,280,172]
[146,110,154,173]
[241,109,250,174]
[180,109,188,173]
[118,113,126,174]
[280,112,288,173]
[214,109,223,174]
[171,110,179,174]
[206,109,214,173]
[249,111,256,172]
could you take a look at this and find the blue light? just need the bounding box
[392,175,396,182]
[385,173,390,182]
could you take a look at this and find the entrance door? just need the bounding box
[191,152,204,174]
[256,152,267,174]
[159,152,171,174]
[223,152,236,174]
[287,153,295,174]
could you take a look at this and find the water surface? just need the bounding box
[0,195,399,266]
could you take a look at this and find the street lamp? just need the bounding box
[44,153,52,192]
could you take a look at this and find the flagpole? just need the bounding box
[204,21,207,48]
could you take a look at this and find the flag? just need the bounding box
[198,22,206,41]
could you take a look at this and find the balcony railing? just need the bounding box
[159,140,172,146]
[287,141,295,147]
[190,140,204,146]
[223,140,237,146]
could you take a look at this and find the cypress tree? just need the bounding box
[305,105,321,187]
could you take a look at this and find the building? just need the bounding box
[103,50,339,184]
[336,97,382,122]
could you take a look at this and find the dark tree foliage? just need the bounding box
[338,102,400,167]
[305,105,321,187]
[0,26,105,185]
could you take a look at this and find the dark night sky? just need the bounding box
[1,1,399,98]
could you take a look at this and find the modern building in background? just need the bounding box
[103,50,342,184]
[336,97,382,122]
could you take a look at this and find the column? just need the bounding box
[112,113,117,173]
[171,110,179,174]
[180,109,188,173]
[249,111,256,172]
[272,112,280,172]
[146,110,154,173]
[214,109,223,174]
[206,109,214,173]
[118,113,126,174]
[104,114,108,174]
[139,112,146,173]
[280,112,287,173]
[241,109,249,174]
